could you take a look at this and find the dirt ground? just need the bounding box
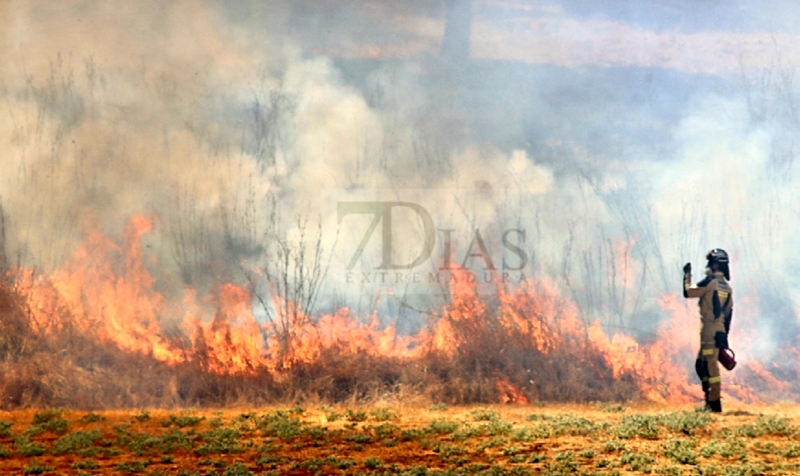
[1,402,799,475]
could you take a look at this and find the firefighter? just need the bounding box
[683,248,733,413]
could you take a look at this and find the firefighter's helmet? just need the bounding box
[706,248,729,264]
[706,248,730,279]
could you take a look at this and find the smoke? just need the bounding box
[3,0,800,381]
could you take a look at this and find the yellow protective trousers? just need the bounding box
[697,320,726,401]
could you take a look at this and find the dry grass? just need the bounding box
[0,403,799,475]
[0,278,642,410]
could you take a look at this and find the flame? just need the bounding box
[6,215,796,404]
[496,378,529,404]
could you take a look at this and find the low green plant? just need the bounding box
[22,460,55,475]
[660,411,713,434]
[14,435,46,456]
[27,410,69,436]
[400,428,425,441]
[133,410,151,423]
[72,460,100,470]
[331,457,358,469]
[784,443,800,458]
[79,412,105,424]
[255,454,289,468]
[511,424,549,441]
[196,428,244,455]
[345,432,372,444]
[479,418,514,436]
[620,450,655,472]
[736,416,796,438]
[550,451,579,472]
[655,465,682,476]
[529,453,547,463]
[346,409,369,422]
[470,408,500,421]
[579,449,596,459]
[223,461,252,476]
[753,441,779,455]
[115,460,150,472]
[502,444,522,456]
[370,407,398,421]
[52,429,102,455]
[162,414,205,428]
[425,418,460,435]
[615,413,661,439]
[256,411,305,439]
[662,437,698,465]
[32,409,65,424]
[369,422,400,439]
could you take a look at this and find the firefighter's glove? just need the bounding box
[714,331,729,350]
[683,263,692,287]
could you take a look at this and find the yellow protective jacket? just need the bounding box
[684,270,733,334]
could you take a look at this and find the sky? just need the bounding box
[3,0,800,355]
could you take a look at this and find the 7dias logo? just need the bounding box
[337,201,529,288]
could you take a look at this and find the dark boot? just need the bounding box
[707,400,722,413]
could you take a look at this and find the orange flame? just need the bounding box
[7,215,788,404]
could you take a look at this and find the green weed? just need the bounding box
[346,409,369,422]
[479,418,514,436]
[79,412,105,424]
[579,449,596,459]
[52,429,102,455]
[660,411,713,434]
[620,450,655,472]
[115,460,150,472]
[470,408,501,421]
[615,413,661,439]
[255,454,289,468]
[736,416,796,437]
[256,410,305,439]
[162,414,205,428]
[425,418,460,435]
[550,450,579,472]
[14,435,46,456]
[196,428,244,455]
[133,411,151,423]
[370,407,398,421]
[662,437,698,465]
[22,460,55,475]
[223,461,252,476]
[72,459,100,470]
[369,422,400,439]
[27,409,69,436]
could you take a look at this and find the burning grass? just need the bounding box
[0,215,788,410]
[1,403,800,475]
[0,216,648,409]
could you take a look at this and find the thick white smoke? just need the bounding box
[2,0,800,375]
